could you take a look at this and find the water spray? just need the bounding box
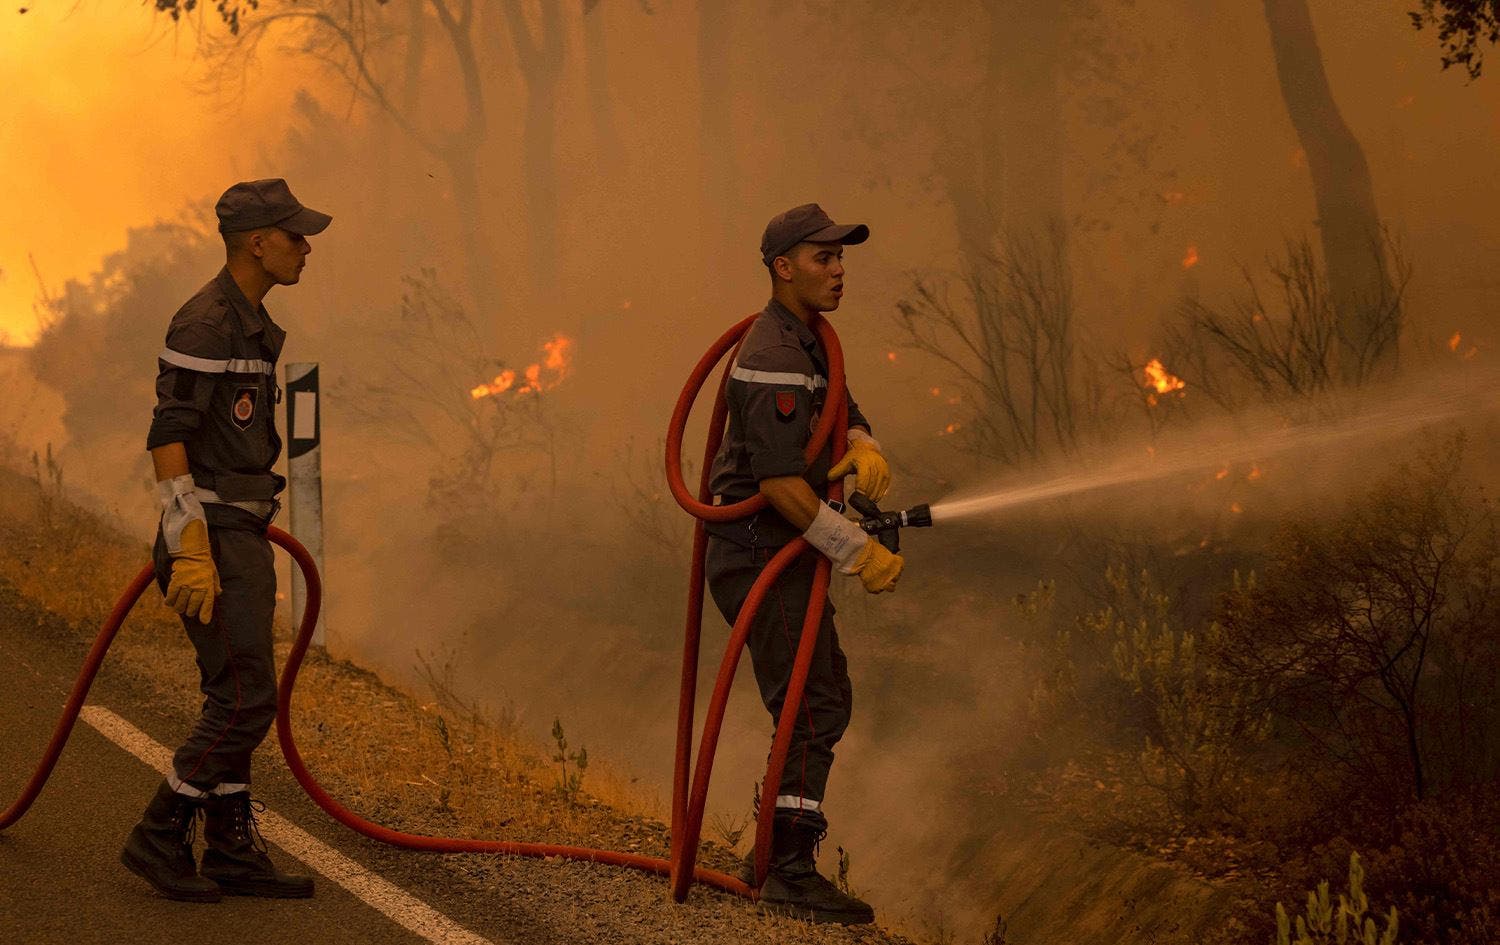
[924,366,1497,524]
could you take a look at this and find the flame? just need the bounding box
[1230,502,1243,515]
[887,351,898,363]
[938,421,961,437]
[1182,245,1200,269]
[543,335,573,375]
[1215,467,1229,481]
[1142,358,1186,406]
[517,363,543,394]
[1248,465,1263,481]
[470,369,515,399]
[930,387,942,397]
[1450,331,1462,352]
[471,333,574,400]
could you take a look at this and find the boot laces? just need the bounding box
[811,826,828,859]
[230,796,271,854]
[173,802,202,847]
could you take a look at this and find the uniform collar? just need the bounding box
[215,266,270,337]
[765,298,821,351]
[215,266,286,353]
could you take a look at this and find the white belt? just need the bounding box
[194,486,276,520]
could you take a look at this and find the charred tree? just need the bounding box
[1262,0,1397,383]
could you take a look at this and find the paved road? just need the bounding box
[0,579,524,945]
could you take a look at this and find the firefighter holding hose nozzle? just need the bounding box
[123,179,329,903]
[703,204,901,925]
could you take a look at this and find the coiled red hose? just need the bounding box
[1,311,847,908]
[663,312,848,900]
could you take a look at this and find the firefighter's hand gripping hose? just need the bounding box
[0,311,928,909]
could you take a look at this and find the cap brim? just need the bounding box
[803,222,869,246]
[277,206,332,236]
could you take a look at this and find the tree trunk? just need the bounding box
[501,0,566,304]
[424,0,501,346]
[993,0,1065,238]
[1262,0,1396,382]
[523,75,562,295]
[582,0,622,178]
[942,0,1067,270]
[445,145,503,350]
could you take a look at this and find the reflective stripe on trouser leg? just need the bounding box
[703,538,854,805]
[775,795,822,811]
[153,526,279,789]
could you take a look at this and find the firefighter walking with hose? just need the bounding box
[122,179,329,902]
[703,204,903,925]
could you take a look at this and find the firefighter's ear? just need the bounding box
[771,253,795,282]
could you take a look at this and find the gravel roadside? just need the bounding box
[0,468,919,945]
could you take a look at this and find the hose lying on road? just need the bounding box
[0,312,850,908]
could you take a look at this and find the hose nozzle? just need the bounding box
[845,494,933,554]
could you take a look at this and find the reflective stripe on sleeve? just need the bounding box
[159,347,230,373]
[729,364,828,391]
[158,348,272,374]
[774,794,822,811]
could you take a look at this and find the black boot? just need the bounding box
[120,780,221,902]
[737,846,758,886]
[201,790,314,898]
[759,813,875,925]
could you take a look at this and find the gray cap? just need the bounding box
[760,203,869,267]
[215,178,332,235]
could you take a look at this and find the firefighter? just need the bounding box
[704,203,903,924]
[121,179,329,902]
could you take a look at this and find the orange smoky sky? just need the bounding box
[0,3,321,344]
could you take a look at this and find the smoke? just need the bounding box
[0,3,330,343]
[7,0,1500,941]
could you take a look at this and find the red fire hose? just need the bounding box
[1,312,849,909]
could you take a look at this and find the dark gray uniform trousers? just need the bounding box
[152,523,278,789]
[706,536,853,811]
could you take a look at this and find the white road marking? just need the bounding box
[79,704,497,945]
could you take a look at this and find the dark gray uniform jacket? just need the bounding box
[706,299,870,547]
[146,267,286,528]
[145,267,287,788]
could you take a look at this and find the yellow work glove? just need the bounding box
[827,429,891,503]
[164,518,221,624]
[848,538,903,593]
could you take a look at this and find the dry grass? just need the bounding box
[0,466,931,944]
[0,466,738,873]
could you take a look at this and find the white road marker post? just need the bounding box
[285,362,328,648]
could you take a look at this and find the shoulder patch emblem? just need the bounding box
[775,390,797,420]
[232,386,258,431]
